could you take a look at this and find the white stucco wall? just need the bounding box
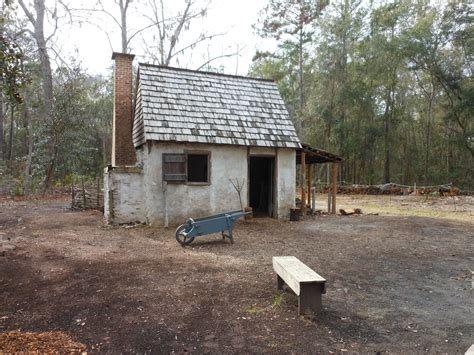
[142,142,248,225]
[277,148,296,219]
[103,167,145,224]
[142,142,296,226]
[105,143,296,226]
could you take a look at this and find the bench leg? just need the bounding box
[298,283,323,316]
[277,275,284,290]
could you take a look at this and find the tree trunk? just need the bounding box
[0,16,4,161]
[32,0,53,117]
[43,146,57,192]
[24,91,33,195]
[119,0,128,52]
[402,129,409,185]
[445,124,450,175]
[7,104,14,165]
[298,26,304,139]
[383,67,397,185]
[340,0,348,182]
[18,0,54,190]
[422,79,436,185]
[0,94,4,160]
[383,93,391,184]
[102,134,107,168]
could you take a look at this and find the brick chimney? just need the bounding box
[111,52,136,166]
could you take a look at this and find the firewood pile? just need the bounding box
[71,185,103,210]
[320,183,462,196]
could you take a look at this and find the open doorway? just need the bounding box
[249,156,275,217]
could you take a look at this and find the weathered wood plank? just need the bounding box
[272,256,325,296]
[299,282,324,315]
[465,344,474,355]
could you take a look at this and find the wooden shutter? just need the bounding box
[163,154,186,182]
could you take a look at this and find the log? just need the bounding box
[339,208,356,215]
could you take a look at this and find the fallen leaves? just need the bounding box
[0,331,86,353]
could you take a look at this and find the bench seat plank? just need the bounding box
[272,256,325,296]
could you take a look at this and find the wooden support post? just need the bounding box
[332,163,337,215]
[327,191,331,213]
[300,152,306,216]
[307,164,312,212]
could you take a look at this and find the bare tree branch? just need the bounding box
[164,0,192,64]
[17,0,36,27]
[142,0,219,66]
[45,5,60,43]
[169,32,226,60]
[196,51,239,71]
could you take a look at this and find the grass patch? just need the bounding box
[272,293,285,307]
[328,194,474,223]
[361,203,474,223]
[245,304,259,315]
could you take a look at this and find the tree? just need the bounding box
[250,46,299,118]
[66,0,143,53]
[0,22,28,103]
[307,0,368,182]
[142,0,232,68]
[32,63,113,187]
[18,0,54,116]
[0,1,29,159]
[409,1,473,159]
[255,0,327,138]
[253,0,472,189]
[18,0,58,189]
[369,2,412,183]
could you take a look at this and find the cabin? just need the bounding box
[104,52,301,225]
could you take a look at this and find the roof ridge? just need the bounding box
[138,63,275,83]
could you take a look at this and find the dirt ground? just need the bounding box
[0,195,473,353]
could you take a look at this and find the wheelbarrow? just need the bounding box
[175,210,248,246]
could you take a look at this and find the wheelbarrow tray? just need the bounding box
[175,210,246,246]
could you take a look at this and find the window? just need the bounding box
[187,154,209,183]
[162,152,210,184]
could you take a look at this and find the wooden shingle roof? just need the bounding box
[132,64,301,149]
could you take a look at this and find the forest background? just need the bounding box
[0,0,472,194]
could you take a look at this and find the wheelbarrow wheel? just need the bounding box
[176,224,194,246]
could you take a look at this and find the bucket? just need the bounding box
[290,208,301,221]
[244,207,253,220]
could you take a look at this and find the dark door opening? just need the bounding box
[249,156,274,217]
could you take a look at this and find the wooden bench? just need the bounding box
[465,344,474,355]
[272,256,326,315]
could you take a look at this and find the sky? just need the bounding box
[45,0,278,77]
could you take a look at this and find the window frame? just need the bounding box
[162,150,211,185]
[185,150,211,186]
